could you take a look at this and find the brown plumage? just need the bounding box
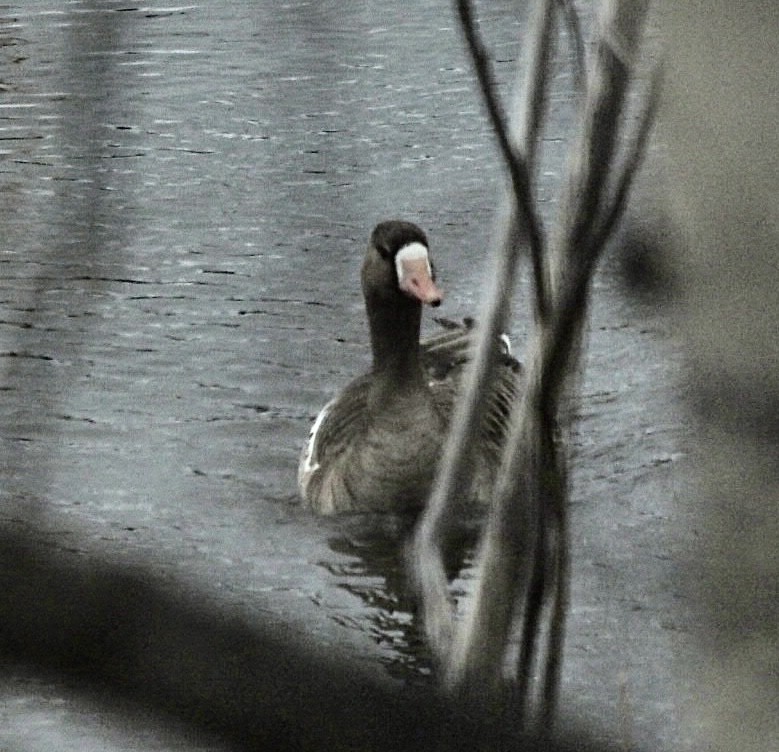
[298,220,522,514]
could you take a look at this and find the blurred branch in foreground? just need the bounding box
[0,529,639,752]
[411,0,658,732]
[652,3,778,751]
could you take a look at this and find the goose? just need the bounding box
[298,220,522,515]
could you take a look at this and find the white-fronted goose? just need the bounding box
[298,220,521,514]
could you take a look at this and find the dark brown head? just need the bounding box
[362,220,443,307]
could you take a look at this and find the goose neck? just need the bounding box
[366,296,424,386]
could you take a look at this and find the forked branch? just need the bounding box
[409,0,566,666]
[411,0,658,731]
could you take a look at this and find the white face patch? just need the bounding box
[395,242,432,284]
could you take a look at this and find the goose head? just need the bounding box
[361,220,443,309]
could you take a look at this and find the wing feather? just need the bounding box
[421,317,522,451]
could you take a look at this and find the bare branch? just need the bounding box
[556,0,587,99]
[549,0,651,290]
[410,206,519,664]
[409,0,559,665]
[588,61,663,256]
[454,0,548,320]
[515,0,558,171]
[413,0,656,733]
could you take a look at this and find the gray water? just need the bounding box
[1,3,697,750]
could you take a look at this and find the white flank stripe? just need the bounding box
[301,399,334,475]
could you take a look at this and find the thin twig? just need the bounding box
[514,511,547,724]
[411,207,519,664]
[455,0,548,320]
[515,0,558,171]
[588,61,663,255]
[539,443,569,730]
[556,0,587,99]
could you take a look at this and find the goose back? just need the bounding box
[300,317,522,514]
